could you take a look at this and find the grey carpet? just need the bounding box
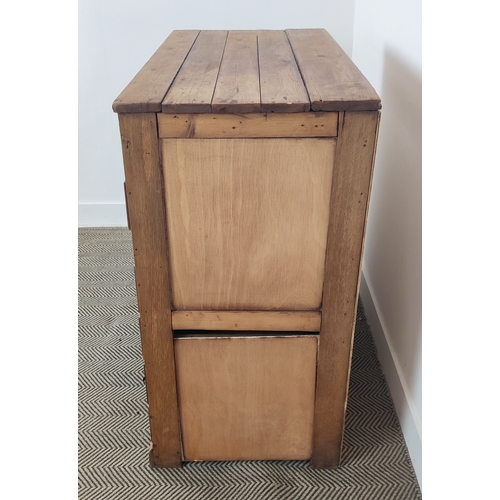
[78,227,422,500]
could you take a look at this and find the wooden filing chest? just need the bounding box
[113,29,380,469]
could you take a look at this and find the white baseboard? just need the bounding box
[78,203,128,227]
[359,273,422,488]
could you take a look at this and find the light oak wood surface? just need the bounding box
[162,137,335,310]
[157,112,338,138]
[172,310,321,331]
[174,336,318,461]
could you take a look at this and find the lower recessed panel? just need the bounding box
[174,335,318,461]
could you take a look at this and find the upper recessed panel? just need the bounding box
[162,137,335,311]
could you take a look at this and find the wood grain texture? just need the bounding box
[212,31,261,113]
[118,113,182,467]
[311,111,380,468]
[172,311,321,331]
[174,336,318,460]
[257,30,310,112]
[162,31,228,113]
[157,112,338,138]
[162,138,335,311]
[113,31,199,113]
[286,29,381,112]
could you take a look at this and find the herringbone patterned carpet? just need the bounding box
[78,227,422,500]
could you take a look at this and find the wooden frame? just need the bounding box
[172,311,321,331]
[157,112,338,138]
[118,113,182,467]
[117,110,379,468]
[311,110,380,468]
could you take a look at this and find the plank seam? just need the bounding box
[160,31,202,113]
[209,31,229,112]
[256,34,263,112]
[285,30,312,111]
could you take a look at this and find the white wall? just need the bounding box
[78,0,355,226]
[352,0,422,487]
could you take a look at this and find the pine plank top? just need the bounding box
[113,29,380,114]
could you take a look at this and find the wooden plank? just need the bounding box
[212,31,261,113]
[112,31,199,113]
[172,311,321,331]
[311,111,380,468]
[162,31,228,113]
[257,30,310,112]
[174,336,318,460]
[162,138,335,311]
[118,113,182,467]
[286,29,381,112]
[157,112,338,138]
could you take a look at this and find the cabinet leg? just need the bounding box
[311,111,380,468]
